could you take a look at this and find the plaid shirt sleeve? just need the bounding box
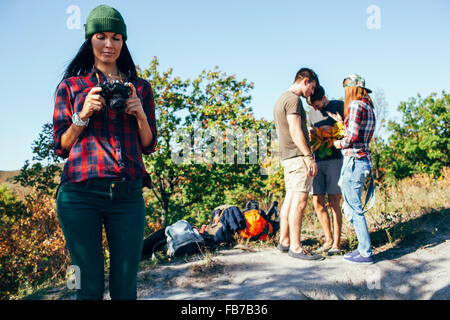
[140,80,157,155]
[53,80,73,159]
[340,100,361,149]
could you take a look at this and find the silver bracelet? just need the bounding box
[72,112,90,127]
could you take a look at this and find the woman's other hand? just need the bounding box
[125,83,146,121]
[79,87,105,120]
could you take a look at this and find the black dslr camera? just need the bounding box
[99,80,131,113]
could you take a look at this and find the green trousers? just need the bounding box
[56,178,145,300]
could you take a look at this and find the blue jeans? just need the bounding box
[339,156,375,257]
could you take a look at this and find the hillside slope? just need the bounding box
[26,208,450,300]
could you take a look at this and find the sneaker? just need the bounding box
[316,243,332,254]
[327,248,341,255]
[288,248,324,261]
[277,243,290,253]
[344,253,374,264]
[344,250,360,258]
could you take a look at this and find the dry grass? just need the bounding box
[272,167,450,252]
[367,167,450,229]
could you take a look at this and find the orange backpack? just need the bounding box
[239,209,273,241]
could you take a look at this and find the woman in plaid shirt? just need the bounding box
[332,74,376,264]
[53,5,157,299]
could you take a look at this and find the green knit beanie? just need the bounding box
[84,5,127,41]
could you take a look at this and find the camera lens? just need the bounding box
[110,97,126,113]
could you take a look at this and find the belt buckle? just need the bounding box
[112,177,127,189]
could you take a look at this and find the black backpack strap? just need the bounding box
[266,201,279,220]
[151,239,167,256]
[141,228,167,260]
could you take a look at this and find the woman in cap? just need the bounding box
[53,5,157,299]
[331,74,376,264]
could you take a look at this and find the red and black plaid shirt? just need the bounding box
[53,67,157,186]
[339,98,376,169]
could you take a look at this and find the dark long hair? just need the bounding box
[61,35,138,82]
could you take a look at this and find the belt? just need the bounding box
[62,178,143,193]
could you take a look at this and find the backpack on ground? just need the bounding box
[204,205,228,238]
[265,201,279,233]
[204,205,246,244]
[165,220,205,257]
[239,200,279,241]
[141,228,167,261]
[239,209,273,241]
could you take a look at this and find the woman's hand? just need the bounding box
[125,82,153,148]
[333,140,342,149]
[62,86,104,151]
[125,83,146,121]
[79,87,105,121]
[326,111,343,123]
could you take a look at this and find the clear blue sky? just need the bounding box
[0,0,449,170]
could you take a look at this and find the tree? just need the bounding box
[380,91,449,180]
[370,88,388,183]
[14,123,62,196]
[139,57,275,227]
[371,88,388,139]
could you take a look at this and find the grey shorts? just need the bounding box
[311,159,343,195]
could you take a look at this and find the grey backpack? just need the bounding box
[165,220,205,257]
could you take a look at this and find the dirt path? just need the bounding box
[25,208,450,300]
[136,209,450,300]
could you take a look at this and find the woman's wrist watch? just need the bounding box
[72,112,90,127]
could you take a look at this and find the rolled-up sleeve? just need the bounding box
[340,101,361,149]
[141,80,157,155]
[53,80,72,159]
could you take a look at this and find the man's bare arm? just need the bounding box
[287,114,317,177]
[287,114,312,156]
